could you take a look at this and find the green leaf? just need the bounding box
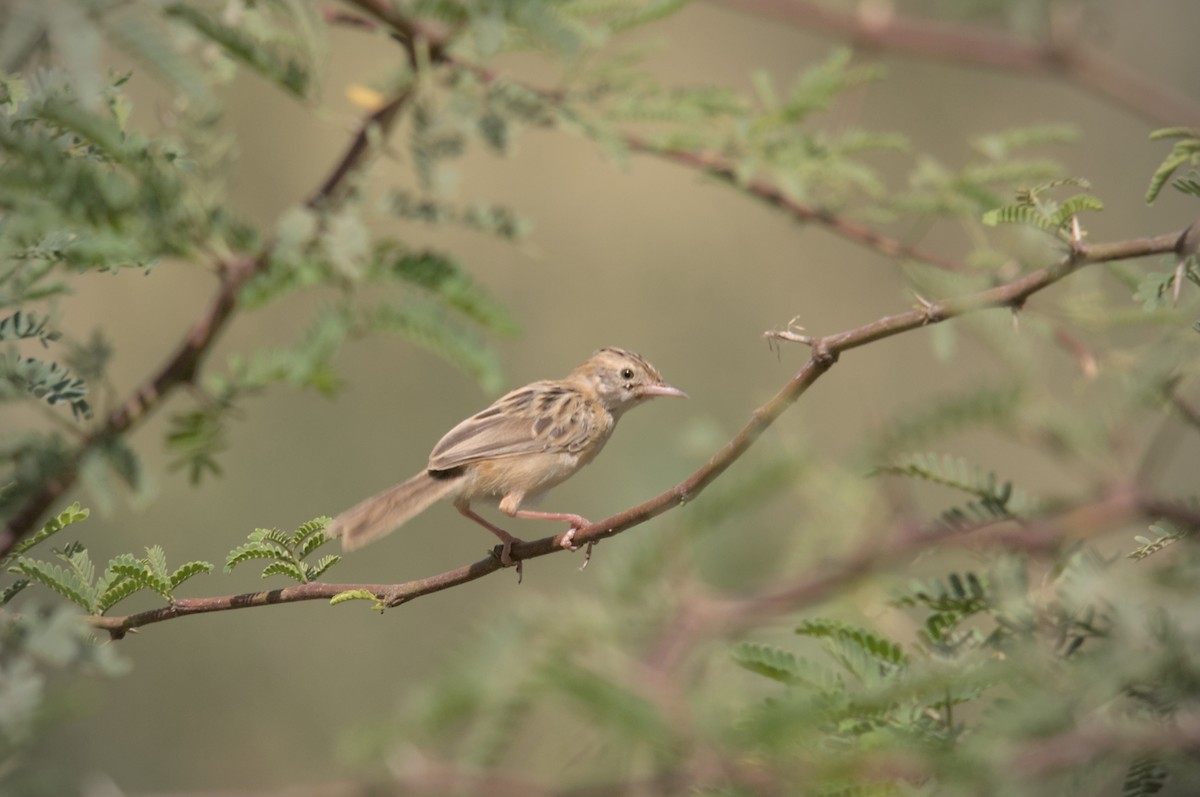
[1050,193,1105,226]
[292,516,331,546]
[1,579,30,606]
[973,124,1079,160]
[1128,522,1190,561]
[225,519,336,584]
[795,619,907,681]
[108,556,172,600]
[169,560,215,589]
[375,247,518,334]
[891,572,990,617]
[1146,128,1200,203]
[103,9,214,107]
[731,642,843,693]
[166,406,227,484]
[11,557,96,612]
[95,574,143,613]
[305,554,341,581]
[0,502,89,567]
[261,560,306,583]
[982,204,1054,230]
[224,541,282,573]
[0,352,92,419]
[145,545,169,582]
[1122,756,1169,797]
[0,310,61,346]
[330,588,380,606]
[164,3,312,98]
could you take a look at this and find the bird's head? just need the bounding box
[571,347,686,415]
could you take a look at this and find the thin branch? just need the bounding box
[86,224,1190,639]
[621,134,964,272]
[717,0,1200,128]
[307,88,415,209]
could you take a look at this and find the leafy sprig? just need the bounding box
[982,177,1104,238]
[9,534,213,615]
[225,517,338,583]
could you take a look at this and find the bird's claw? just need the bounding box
[493,538,524,584]
[559,527,579,551]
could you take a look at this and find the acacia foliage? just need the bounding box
[1,2,1198,796]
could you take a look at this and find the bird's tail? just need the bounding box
[330,471,461,551]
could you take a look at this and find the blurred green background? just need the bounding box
[29,1,1200,792]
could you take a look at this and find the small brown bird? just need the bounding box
[329,348,686,569]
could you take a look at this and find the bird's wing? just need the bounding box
[427,381,603,471]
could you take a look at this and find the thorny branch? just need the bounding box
[86,222,1194,639]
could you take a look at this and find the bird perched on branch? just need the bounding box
[329,348,686,574]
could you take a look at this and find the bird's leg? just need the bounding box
[508,508,590,552]
[456,501,523,579]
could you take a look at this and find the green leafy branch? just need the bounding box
[164,2,319,99]
[890,124,1079,227]
[0,309,93,420]
[982,177,1104,238]
[224,517,339,583]
[0,311,61,347]
[873,452,1038,529]
[9,535,213,615]
[1128,521,1192,561]
[1145,127,1200,203]
[891,571,992,650]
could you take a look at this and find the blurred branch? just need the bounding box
[1009,714,1200,777]
[717,0,1200,128]
[642,485,1200,674]
[621,134,965,272]
[325,6,965,273]
[0,83,422,558]
[87,223,1192,640]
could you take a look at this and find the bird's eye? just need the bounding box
[620,367,635,380]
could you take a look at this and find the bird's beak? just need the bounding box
[642,382,688,399]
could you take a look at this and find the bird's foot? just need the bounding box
[559,526,579,551]
[579,540,597,571]
[554,514,589,552]
[491,534,525,584]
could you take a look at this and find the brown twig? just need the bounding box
[85,224,1189,639]
[621,134,965,272]
[717,0,1200,128]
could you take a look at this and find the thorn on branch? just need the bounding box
[912,291,940,323]
[1070,215,1084,245]
[764,317,814,348]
